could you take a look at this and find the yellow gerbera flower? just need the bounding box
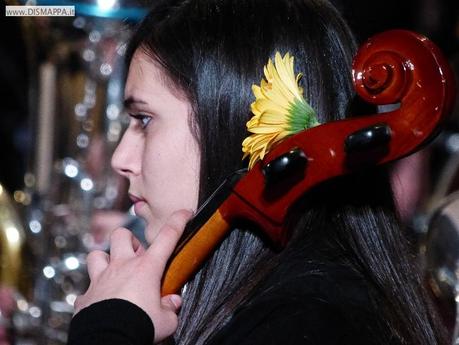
[242,52,319,169]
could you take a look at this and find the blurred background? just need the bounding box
[0,0,458,343]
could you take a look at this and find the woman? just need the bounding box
[68,0,449,344]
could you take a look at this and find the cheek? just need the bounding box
[141,145,199,245]
[140,143,167,195]
[181,141,201,207]
[141,136,200,212]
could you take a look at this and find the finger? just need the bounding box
[160,294,182,313]
[132,235,145,255]
[109,228,136,260]
[147,210,193,270]
[135,243,146,256]
[86,250,109,280]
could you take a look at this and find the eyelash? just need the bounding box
[130,113,152,129]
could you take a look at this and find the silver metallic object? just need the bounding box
[12,2,146,343]
[424,192,459,344]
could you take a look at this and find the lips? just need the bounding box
[129,193,147,217]
[129,193,146,203]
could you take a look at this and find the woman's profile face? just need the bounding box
[112,50,200,243]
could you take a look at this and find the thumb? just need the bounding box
[147,209,193,271]
[161,294,182,313]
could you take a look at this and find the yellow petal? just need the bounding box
[274,53,303,100]
[255,113,288,125]
[252,85,263,99]
[253,99,289,116]
[266,58,295,104]
[242,52,315,169]
[249,125,285,134]
[259,86,291,109]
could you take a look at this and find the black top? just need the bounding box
[67,299,154,345]
[67,262,395,345]
[206,263,383,345]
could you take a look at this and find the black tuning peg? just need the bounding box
[262,148,307,188]
[344,123,392,153]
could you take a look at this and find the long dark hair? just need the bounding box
[126,0,448,344]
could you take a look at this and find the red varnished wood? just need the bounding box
[226,30,456,246]
[161,30,456,294]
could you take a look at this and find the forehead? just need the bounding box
[123,50,193,124]
[125,50,171,96]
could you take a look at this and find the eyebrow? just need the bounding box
[123,97,148,109]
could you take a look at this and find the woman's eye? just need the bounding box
[130,113,152,129]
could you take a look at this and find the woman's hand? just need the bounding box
[74,210,192,343]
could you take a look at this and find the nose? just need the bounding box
[111,131,141,178]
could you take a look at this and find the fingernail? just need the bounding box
[170,294,182,309]
[185,209,195,216]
